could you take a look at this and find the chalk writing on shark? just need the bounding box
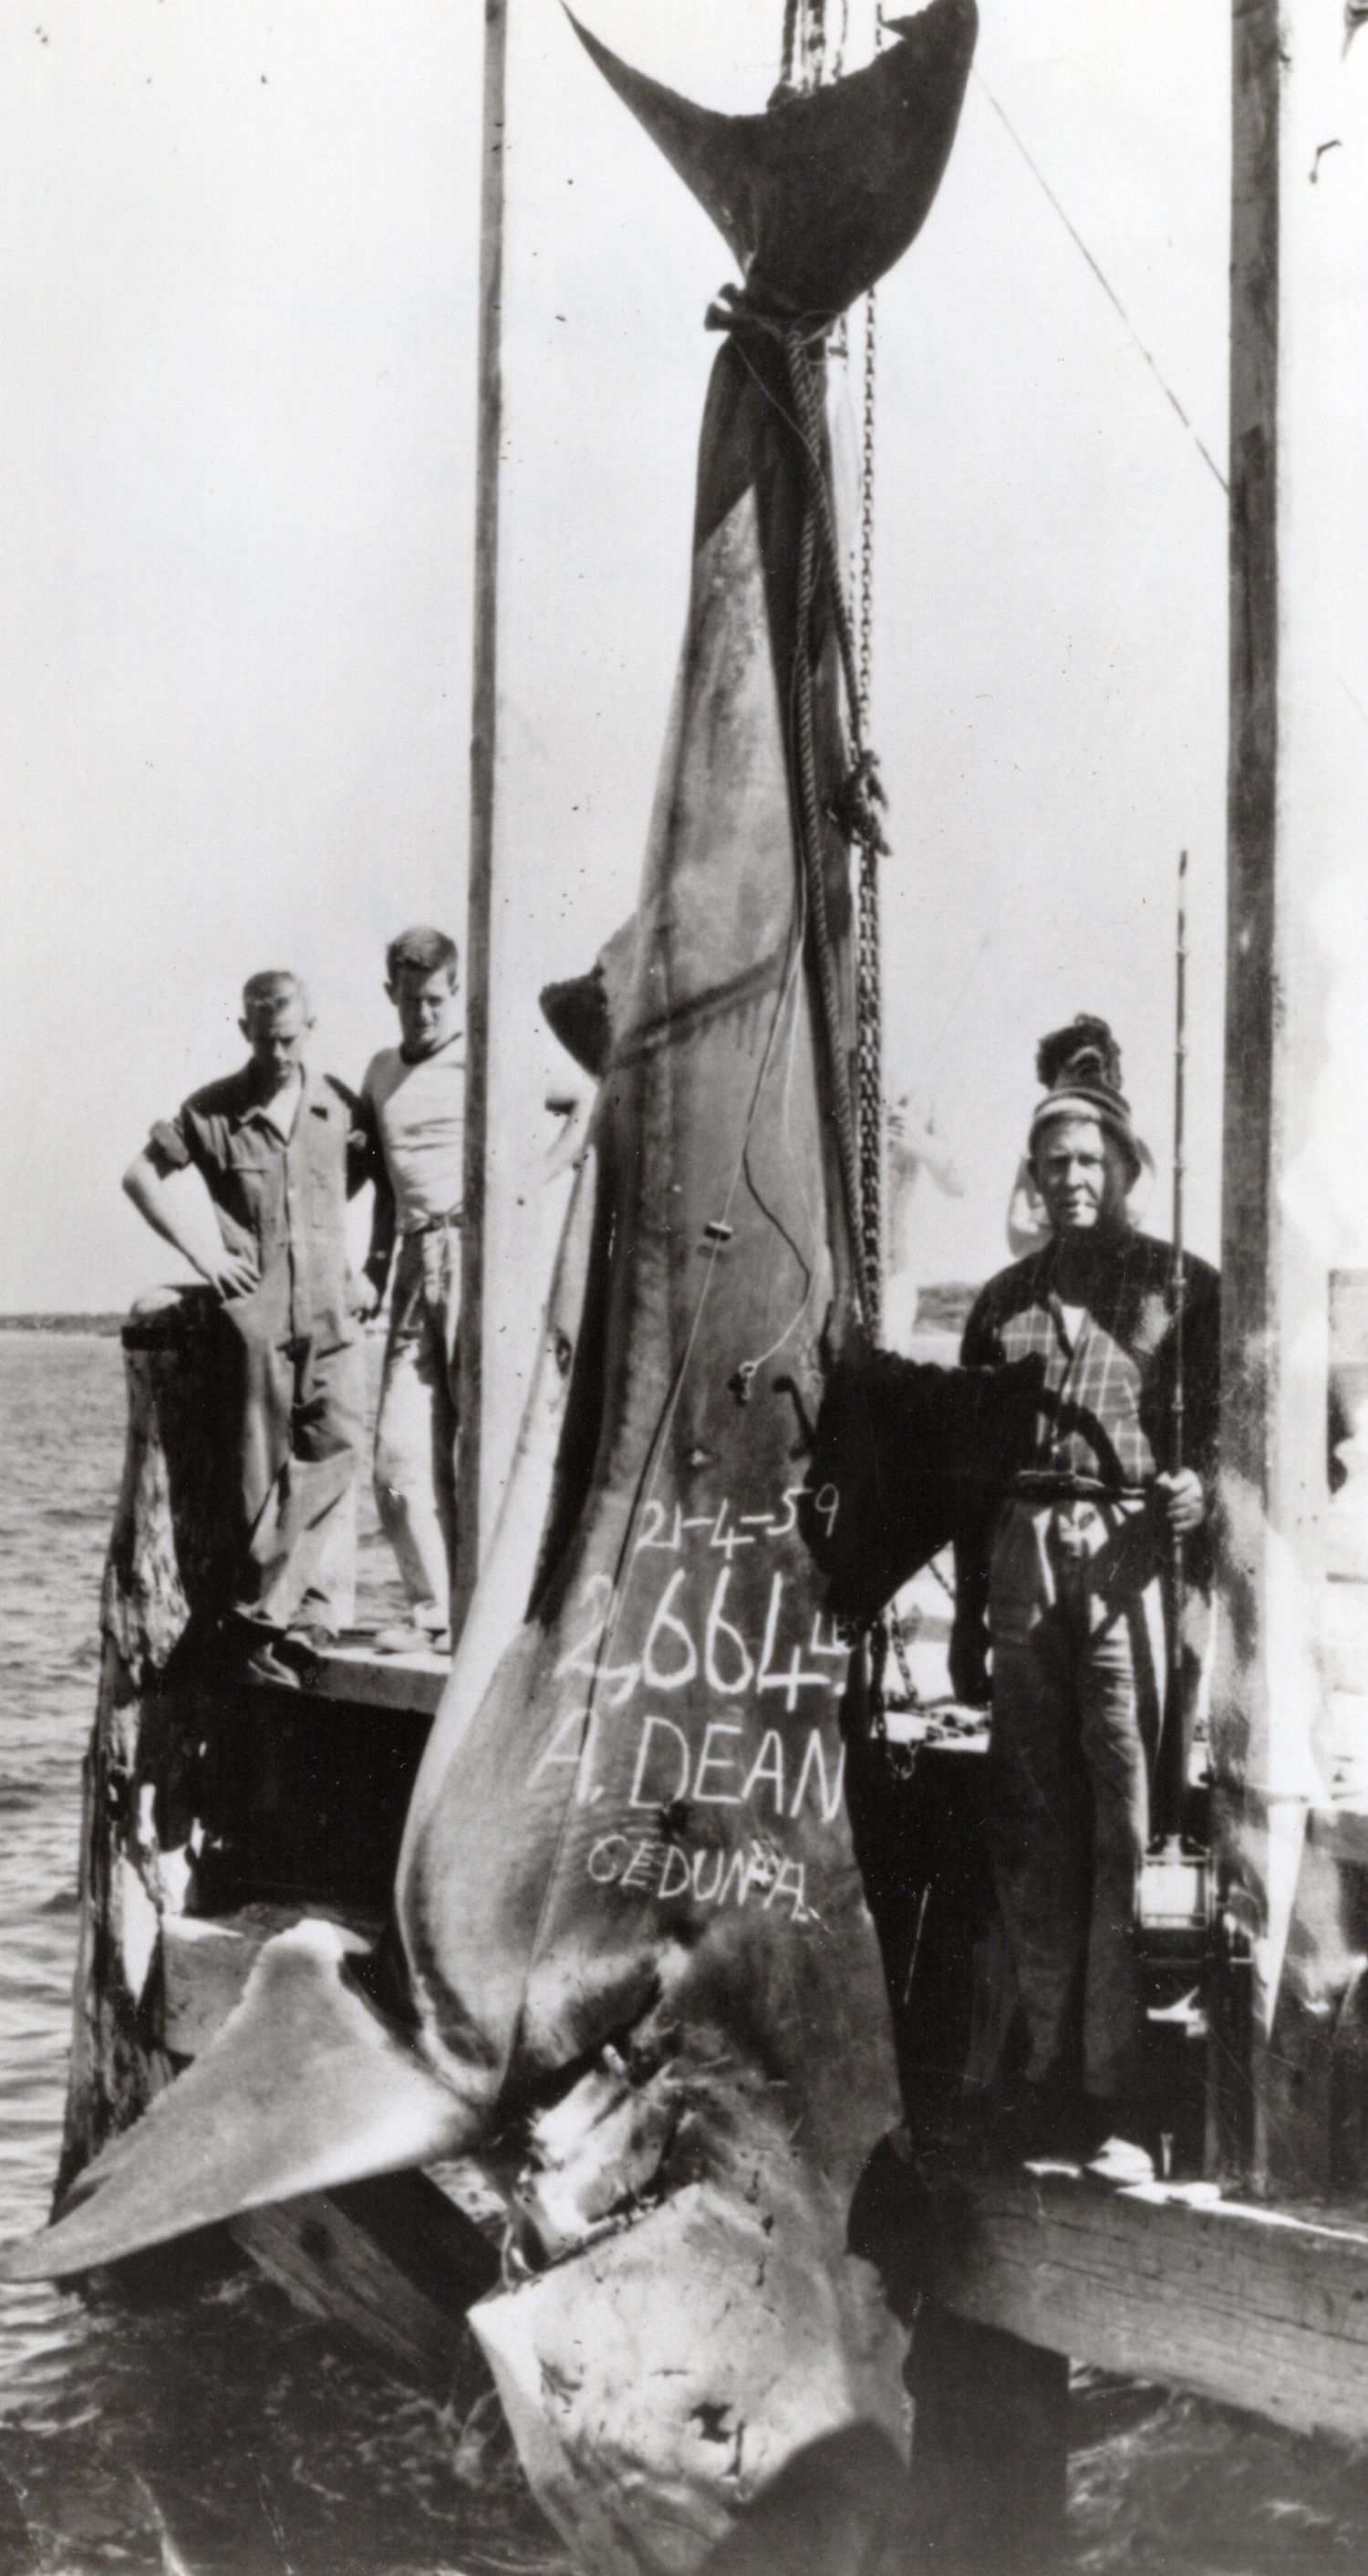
[550,1563,848,1717]
[537,1481,854,1924]
[586,1832,816,1923]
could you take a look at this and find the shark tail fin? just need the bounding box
[0,1922,477,2283]
[565,0,977,320]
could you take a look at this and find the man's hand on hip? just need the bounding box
[348,1273,382,1322]
[202,1248,259,1301]
[1156,1469,1206,1534]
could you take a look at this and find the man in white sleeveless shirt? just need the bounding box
[356,927,466,1650]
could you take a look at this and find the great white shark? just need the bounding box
[4,7,979,2563]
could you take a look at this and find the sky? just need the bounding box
[0,0,1232,1314]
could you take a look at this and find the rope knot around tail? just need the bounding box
[703,280,833,351]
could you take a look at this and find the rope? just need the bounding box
[975,69,1226,498]
[782,336,863,720]
[781,331,889,852]
[789,460,872,1318]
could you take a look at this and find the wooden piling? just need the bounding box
[457,0,509,1629]
[57,1287,499,2390]
[57,1289,238,2196]
[910,2302,1068,2575]
[1215,0,1368,2197]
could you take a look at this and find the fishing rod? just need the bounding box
[1155,849,1188,1842]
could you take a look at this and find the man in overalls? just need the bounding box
[949,1017,1219,2161]
[123,970,373,1678]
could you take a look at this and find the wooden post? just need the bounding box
[456,0,508,1632]
[1216,0,1368,2196]
[57,1290,238,2196]
[59,1289,502,2382]
[460,0,596,1622]
[910,2301,1068,2574]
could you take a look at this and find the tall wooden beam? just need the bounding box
[457,0,509,1626]
[1217,0,1368,2194]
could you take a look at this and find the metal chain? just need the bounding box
[868,1617,921,1783]
[772,0,901,1762]
[888,1600,921,1702]
[780,0,827,94]
[857,5,902,1769]
[858,308,876,719]
[855,275,883,1335]
[779,0,800,88]
[810,0,826,88]
[781,315,890,1335]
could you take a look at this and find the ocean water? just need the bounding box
[1,1331,1367,2574]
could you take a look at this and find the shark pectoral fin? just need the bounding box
[0,1921,475,2283]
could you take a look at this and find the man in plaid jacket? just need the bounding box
[949,1017,1219,2161]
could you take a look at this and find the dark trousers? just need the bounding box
[985,1495,1165,2101]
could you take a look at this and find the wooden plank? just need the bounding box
[882,1704,987,1754]
[287,1642,448,1717]
[233,2170,498,2395]
[914,2166,1368,2446]
[155,1905,501,2396]
[159,1906,376,2056]
[161,1916,270,2057]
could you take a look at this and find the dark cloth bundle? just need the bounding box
[801,1343,1046,1625]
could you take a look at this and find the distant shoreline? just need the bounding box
[0,1314,126,1336]
[0,1282,982,1343]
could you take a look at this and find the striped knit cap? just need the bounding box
[1028,1015,1142,1186]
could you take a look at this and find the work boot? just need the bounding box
[1079,2096,1157,2185]
[285,1622,338,1656]
[233,1622,304,1690]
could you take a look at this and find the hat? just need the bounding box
[1027,1014,1144,1187]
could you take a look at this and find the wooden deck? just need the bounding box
[912,2160,1368,2447]
[294,1638,451,1716]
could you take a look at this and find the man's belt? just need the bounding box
[404,1208,464,1235]
[1009,1470,1149,1503]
